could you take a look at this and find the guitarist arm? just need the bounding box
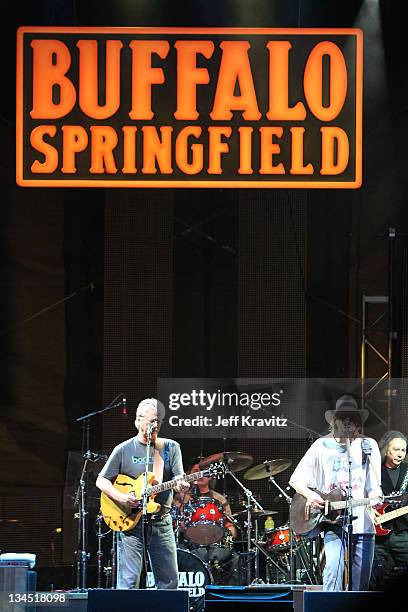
[96,475,139,508]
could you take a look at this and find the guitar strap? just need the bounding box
[361,437,372,466]
[361,438,381,491]
[152,439,165,485]
[398,464,408,493]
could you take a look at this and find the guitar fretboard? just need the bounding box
[330,492,402,512]
[330,498,374,511]
[377,505,408,525]
[146,470,208,496]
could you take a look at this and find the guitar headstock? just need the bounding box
[207,461,227,479]
[385,491,408,507]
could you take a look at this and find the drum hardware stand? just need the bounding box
[266,473,313,584]
[224,463,264,584]
[75,393,126,590]
[107,530,118,589]
[173,509,183,546]
[293,536,314,584]
[251,538,288,581]
[252,514,264,583]
[95,513,112,588]
[73,450,91,590]
[96,514,104,588]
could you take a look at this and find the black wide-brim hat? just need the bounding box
[324,394,369,424]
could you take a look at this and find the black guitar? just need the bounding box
[289,488,405,537]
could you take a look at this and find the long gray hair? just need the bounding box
[377,430,408,463]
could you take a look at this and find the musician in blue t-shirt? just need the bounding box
[96,398,189,589]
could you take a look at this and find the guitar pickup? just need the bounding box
[324,500,329,516]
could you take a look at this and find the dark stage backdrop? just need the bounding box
[102,188,308,524]
[0,163,67,565]
[237,190,308,520]
[2,0,408,582]
[102,189,174,446]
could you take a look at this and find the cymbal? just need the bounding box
[244,459,292,480]
[232,509,278,517]
[199,451,253,473]
[223,452,254,472]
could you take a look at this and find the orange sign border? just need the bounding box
[16,26,363,189]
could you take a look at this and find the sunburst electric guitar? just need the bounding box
[100,462,225,531]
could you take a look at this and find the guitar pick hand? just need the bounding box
[307,492,325,509]
[121,493,139,507]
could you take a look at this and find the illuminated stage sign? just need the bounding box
[16,27,362,188]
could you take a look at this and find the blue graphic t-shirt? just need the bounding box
[98,436,184,512]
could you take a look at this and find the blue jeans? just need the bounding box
[117,514,178,589]
[323,529,375,591]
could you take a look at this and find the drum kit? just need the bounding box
[170,450,320,604]
[94,449,321,608]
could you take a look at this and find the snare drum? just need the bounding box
[184,497,225,545]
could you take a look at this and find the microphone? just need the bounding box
[122,396,127,417]
[84,451,101,460]
[147,423,157,436]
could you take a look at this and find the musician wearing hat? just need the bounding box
[289,394,382,591]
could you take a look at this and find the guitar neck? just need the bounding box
[377,505,408,525]
[146,470,208,496]
[330,498,373,511]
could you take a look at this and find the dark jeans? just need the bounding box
[374,530,408,568]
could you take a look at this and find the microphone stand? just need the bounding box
[141,425,154,588]
[345,433,353,591]
[74,393,126,590]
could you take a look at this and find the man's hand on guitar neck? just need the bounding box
[174,476,190,493]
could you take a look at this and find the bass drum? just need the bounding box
[192,543,240,586]
[177,548,213,612]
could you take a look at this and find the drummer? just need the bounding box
[173,458,237,539]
